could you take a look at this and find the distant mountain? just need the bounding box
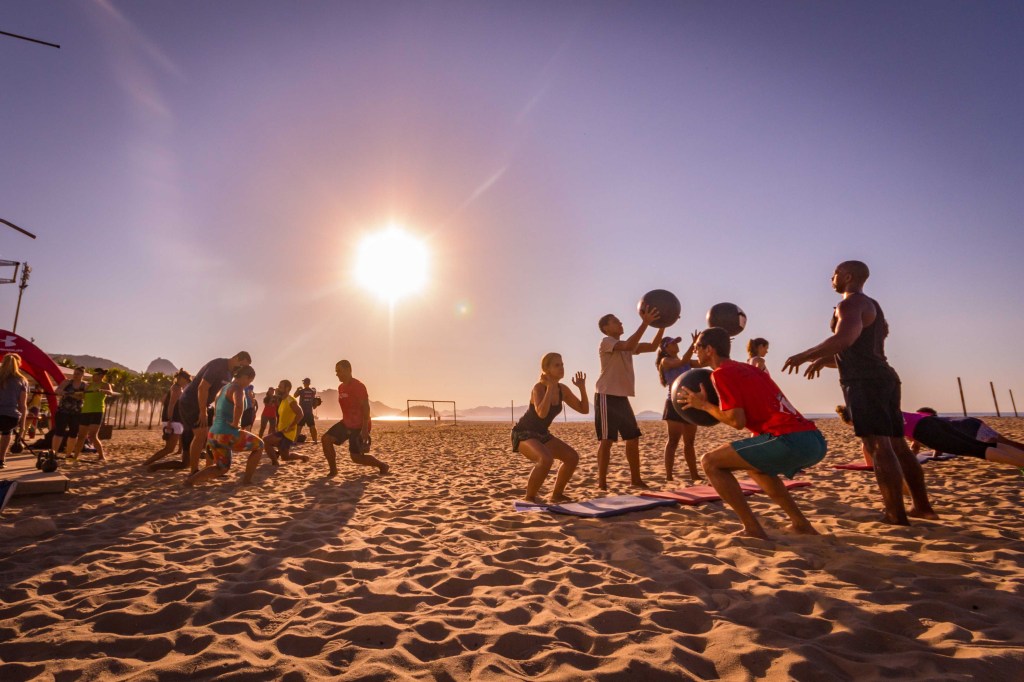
[451,405,529,421]
[49,354,134,372]
[146,358,178,375]
[288,388,401,420]
[636,410,662,421]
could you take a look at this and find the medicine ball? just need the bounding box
[638,289,681,328]
[671,368,720,426]
[706,302,747,336]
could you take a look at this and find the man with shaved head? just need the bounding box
[783,261,937,526]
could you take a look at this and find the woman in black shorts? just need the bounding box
[511,353,589,504]
[655,333,702,482]
[0,354,29,469]
[904,409,1024,468]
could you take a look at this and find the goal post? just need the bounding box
[406,400,457,426]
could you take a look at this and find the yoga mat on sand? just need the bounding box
[833,462,874,471]
[548,495,677,518]
[642,485,735,505]
[737,479,813,493]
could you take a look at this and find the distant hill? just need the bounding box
[49,354,134,372]
[636,410,662,421]
[146,358,178,375]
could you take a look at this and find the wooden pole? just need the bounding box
[957,377,967,417]
[990,382,1001,417]
[1010,390,1019,418]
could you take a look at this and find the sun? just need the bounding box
[354,226,429,303]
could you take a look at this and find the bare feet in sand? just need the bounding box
[378,462,389,475]
[909,507,939,520]
[549,494,572,504]
[788,523,820,536]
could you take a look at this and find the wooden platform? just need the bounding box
[0,452,70,496]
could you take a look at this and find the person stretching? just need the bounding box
[678,328,827,540]
[655,332,702,482]
[511,353,588,504]
[322,360,388,477]
[294,378,319,444]
[185,366,264,487]
[259,387,279,437]
[179,351,252,474]
[904,409,1024,468]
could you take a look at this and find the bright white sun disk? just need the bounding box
[354,227,429,302]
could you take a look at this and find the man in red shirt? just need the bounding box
[322,360,389,477]
[677,328,826,539]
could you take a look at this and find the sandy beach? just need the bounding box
[2,417,1024,680]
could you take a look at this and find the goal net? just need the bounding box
[405,400,457,425]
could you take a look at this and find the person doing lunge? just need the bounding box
[145,369,192,470]
[511,353,588,504]
[678,328,826,540]
[184,366,264,487]
[263,380,308,464]
[783,260,937,525]
[322,360,388,477]
[656,332,703,482]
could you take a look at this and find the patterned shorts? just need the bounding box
[208,430,263,471]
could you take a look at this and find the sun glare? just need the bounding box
[354,226,429,303]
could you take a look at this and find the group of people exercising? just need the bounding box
[511,260,1024,538]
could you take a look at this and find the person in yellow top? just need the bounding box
[262,379,309,464]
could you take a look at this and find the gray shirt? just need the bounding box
[595,335,636,397]
[0,377,27,419]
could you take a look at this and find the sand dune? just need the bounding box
[2,418,1023,680]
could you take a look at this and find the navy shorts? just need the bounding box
[595,393,641,442]
[842,378,903,438]
[299,410,316,427]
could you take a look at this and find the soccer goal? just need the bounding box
[406,400,457,426]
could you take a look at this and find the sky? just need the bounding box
[2,1,1023,416]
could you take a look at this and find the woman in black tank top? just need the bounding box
[511,352,589,504]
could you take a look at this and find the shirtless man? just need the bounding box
[783,260,937,525]
[594,306,663,490]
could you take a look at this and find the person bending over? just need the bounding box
[594,305,663,490]
[678,328,827,540]
[511,353,588,504]
[656,332,702,482]
[322,360,388,477]
[783,260,936,525]
[179,351,252,474]
[185,366,264,487]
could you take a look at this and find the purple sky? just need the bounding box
[2,1,1022,415]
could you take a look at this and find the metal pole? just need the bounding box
[0,30,61,49]
[1010,390,1019,418]
[990,382,1001,417]
[511,400,514,423]
[406,400,411,427]
[453,402,457,426]
[957,377,967,417]
[12,263,30,333]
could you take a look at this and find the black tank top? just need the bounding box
[514,385,563,432]
[831,294,898,384]
[162,390,181,422]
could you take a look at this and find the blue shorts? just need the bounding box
[732,430,827,479]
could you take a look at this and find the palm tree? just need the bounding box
[145,372,172,429]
